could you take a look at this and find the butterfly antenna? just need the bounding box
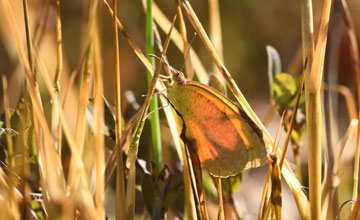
[141,88,169,97]
[180,32,197,72]
[144,104,169,121]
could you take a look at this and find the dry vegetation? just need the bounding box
[0,0,360,219]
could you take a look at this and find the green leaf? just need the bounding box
[221,173,242,196]
[28,126,37,157]
[266,45,282,98]
[141,173,157,215]
[273,73,297,107]
[30,200,46,220]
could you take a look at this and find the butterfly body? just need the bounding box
[167,73,269,177]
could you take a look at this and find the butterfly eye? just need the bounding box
[172,70,187,85]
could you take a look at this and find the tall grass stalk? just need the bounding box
[303,0,332,219]
[146,0,162,167]
[51,0,63,157]
[112,0,126,219]
[93,7,105,219]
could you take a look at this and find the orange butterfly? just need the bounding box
[167,71,269,177]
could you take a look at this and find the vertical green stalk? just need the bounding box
[146,0,162,167]
[23,0,34,73]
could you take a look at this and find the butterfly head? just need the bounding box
[171,68,187,85]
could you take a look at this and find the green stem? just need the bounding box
[146,0,162,167]
[23,0,34,74]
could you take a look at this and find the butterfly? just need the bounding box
[166,71,269,177]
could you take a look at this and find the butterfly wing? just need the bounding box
[168,82,268,177]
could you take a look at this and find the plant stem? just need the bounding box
[112,0,126,219]
[305,92,322,220]
[146,0,162,167]
[23,0,34,73]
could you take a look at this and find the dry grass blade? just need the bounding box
[307,0,332,92]
[321,109,358,219]
[103,110,140,189]
[351,197,360,219]
[69,36,93,182]
[324,84,357,120]
[270,155,282,220]
[93,11,105,220]
[351,194,360,220]
[328,119,357,192]
[259,162,272,220]
[300,0,314,65]
[0,1,75,217]
[261,154,282,220]
[215,178,225,220]
[259,114,284,220]
[111,0,126,218]
[103,0,154,73]
[51,0,63,156]
[53,0,63,92]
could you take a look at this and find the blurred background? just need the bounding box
[1,0,360,219]
[1,0,360,116]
